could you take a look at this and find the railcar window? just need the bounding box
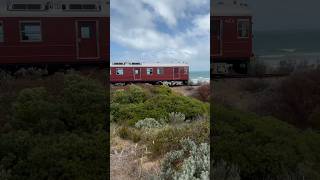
[157,68,164,75]
[116,68,124,75]
[20,22,42,42]
[0,23,3,42]
[147,68,153,75]
[81,26,91,39]
[184,67,188,74]
[237,20,250,38]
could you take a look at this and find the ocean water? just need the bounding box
[253,30,320,68]
[189,71,210,84]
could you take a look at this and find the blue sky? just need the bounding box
[110,0,210,71]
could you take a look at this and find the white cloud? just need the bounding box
[111,0,210,71]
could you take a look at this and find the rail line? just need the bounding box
[212,73,290,79]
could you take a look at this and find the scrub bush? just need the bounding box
[110,85,208,125]
[167,112,185,124]
[149,120,209,157]
[135,118,163,129]
[160,139,209,180]
[213,105,320,179]
[0,72,108,180]
[118,126,142,143]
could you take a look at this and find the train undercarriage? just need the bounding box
[212,59,251,75]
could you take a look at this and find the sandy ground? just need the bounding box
[110,125,161,180]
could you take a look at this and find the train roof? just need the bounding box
[0,0,109,17]
[211,0,252,17]
[111,62,189,67]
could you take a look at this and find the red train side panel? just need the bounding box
[212,16,253,61]
[211,0,254,74]
[110,63,189,84]
[0,0,109,66]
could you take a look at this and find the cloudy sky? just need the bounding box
[110,0,210,71]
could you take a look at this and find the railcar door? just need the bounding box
[173,67,180,79]
[212,19,222,56]
[133,67,141,80]
[76,21,99,59]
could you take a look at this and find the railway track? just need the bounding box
[212,73,289,79]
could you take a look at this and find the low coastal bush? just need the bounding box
[0,72,108,179]
[213,105,320,179]
[111,85,208,125]
[167,112,185,124]
[160,138,209,180]
[240,79,269,93]
[258,69,320,129]
[111,85,148,104]
[148,120,209,158]
[192,83,210,102]
[118,126,142,143]
[135,118,162,129]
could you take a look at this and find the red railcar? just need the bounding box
[110,62,189,85]
[211,0,254,74]
[0,0,109,67]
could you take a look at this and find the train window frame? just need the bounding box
[147,68,153,75]
[157,67,164,75]
[237,19,250,39]
[20,21,42,42]
[116,68,124,75]
[0,22,4,42]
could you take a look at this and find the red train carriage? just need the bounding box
[0,0,109,68]
[211,0,254,74]
[110,62,189,85]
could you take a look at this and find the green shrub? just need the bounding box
[160,139,209,180]
[135,118,163,129]
[213,105,320,179]
[148,120,209,158]
[151,85,172,95]
[6,132,107,180]
[168,112,185,124]
[111,86,208,125]
[111,85,148,104]
[0,72,108,180]
[11,87,65,134]
[144,94,208,120]
[118,126,141,143]
[60,74,106,132]
[212,160,240,180]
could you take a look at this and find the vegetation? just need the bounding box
[212,104,320,179]
[111,85,209,126]
[111,84,210,179]
[0,71,107,179]
[160,139,209,180]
